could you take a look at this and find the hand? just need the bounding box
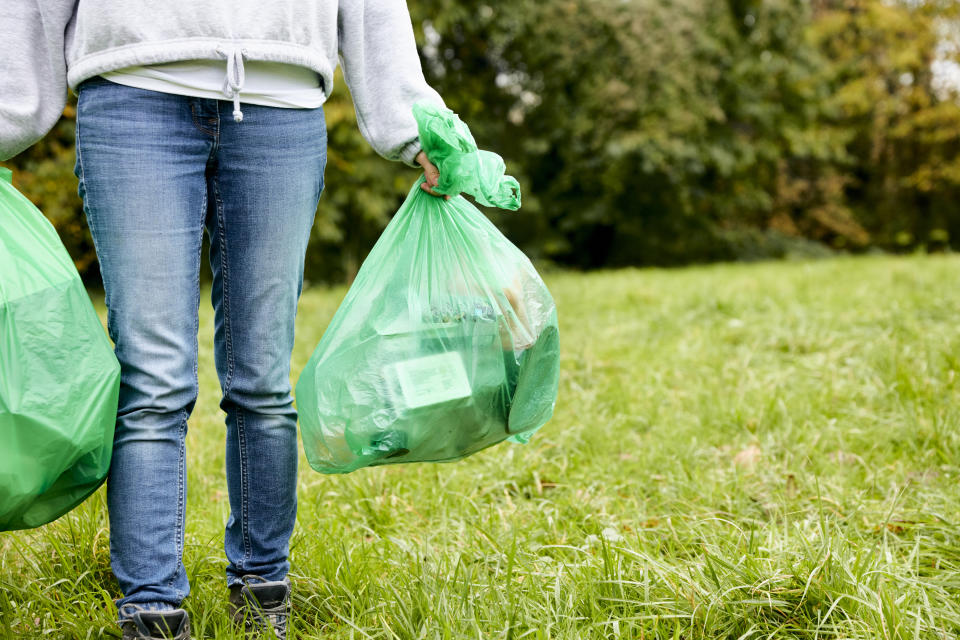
[415,151,449,199]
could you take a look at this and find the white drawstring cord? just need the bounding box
[217,45,247,122]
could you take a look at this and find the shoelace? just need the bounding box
[217,45,247,123]
[239,574,289,638]
[240,601,288,637]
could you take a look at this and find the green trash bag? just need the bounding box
[0,168,120,530]
[296,103,560,474]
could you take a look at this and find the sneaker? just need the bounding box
[229,575,291,639]
[120,607,191,640]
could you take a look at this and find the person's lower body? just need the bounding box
[74,76,326,626]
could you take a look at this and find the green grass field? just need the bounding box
[2,255,960,639]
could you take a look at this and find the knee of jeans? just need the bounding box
[119,369,199,419]
[110,307,199,414]
[222,375,295,419]
[116,344,199,420]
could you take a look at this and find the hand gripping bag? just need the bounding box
[296,104,560,474]
[0,168,120,530]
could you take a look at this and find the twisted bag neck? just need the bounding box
[413,102,521,210]
[217,45,247,122]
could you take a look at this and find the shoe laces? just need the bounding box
[239,575,289,638]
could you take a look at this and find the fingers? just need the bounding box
[420,182,450,199]
[416,151,439,186]
[415,151,449,199]
[425,167,440,188]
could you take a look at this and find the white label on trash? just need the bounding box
[390,352,472,409]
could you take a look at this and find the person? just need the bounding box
[1,2,446,638]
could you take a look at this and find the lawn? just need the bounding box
[2,254,960,639]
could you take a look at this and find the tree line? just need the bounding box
[4,0,959,285]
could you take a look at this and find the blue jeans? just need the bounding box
[74,77,326,618]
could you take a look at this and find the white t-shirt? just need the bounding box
[102,59,326,119]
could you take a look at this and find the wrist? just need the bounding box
[399,138,423,167]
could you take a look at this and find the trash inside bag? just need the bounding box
[0,168,120,530]
[296,104,560,474]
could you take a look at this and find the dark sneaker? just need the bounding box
[229,575,291,639]
[120,608,191,640]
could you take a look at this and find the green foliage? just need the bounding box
[809,0,960,250]
[305,72,415,283]
[2,0,959,282]
[415,0,960,265]
[3,256,960,637]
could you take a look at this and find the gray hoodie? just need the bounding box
[0,0,443,163]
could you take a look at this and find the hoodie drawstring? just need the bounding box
[217,45,247,122]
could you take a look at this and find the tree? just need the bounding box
[3,0,958,282]
[809,0,960,250]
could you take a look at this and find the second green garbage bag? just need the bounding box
[0,168,120,531]
[296,104,559,474]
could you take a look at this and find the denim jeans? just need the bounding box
[74,77,326,618]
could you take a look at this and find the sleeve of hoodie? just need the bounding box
[0,1,74,161]
[337,0,445,166]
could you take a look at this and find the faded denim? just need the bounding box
[74,76,325,619]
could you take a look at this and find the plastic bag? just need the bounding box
[0,168,120,530]
[296,104,559,474]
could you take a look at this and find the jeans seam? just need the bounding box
[168,408,187,596]
[194,187,205,388]
[172,188,203,602]
[213,179,233,393]
[237,407,252,566]
[75,121,86,193]
[74,94,89,232]
[212,170,250,565]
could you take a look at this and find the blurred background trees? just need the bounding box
[3,0,959,285]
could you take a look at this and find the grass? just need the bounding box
[2,254,960,639]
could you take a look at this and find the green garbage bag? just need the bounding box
[296,104,560,474]
[0,168,120,530]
